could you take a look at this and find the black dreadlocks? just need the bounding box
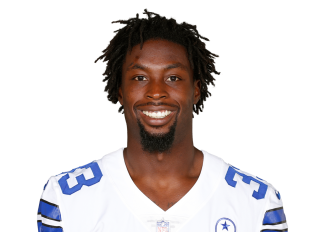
[95,9,220,114]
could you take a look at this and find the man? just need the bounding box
[37,10,287,232]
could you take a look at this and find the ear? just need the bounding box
[193,79,201,105]
[118,86,123,105]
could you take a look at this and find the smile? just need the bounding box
[142,110,172,119]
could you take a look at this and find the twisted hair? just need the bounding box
[95,9,220,114]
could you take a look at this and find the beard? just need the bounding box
[137,117,177,153]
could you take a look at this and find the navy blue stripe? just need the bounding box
[39,199,59,208]
[38,199,61,221]
[263,207,286,225]
[265,206,283,213]
[261,229,288,232]
[37,221,63,232]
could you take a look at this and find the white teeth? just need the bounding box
[142,110,172,119]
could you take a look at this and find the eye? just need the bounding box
[166,76,181,82]
[134,76,148,81]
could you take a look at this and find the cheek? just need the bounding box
[122,87,141,118]
[182,86,194,105]
[172,87,195,113]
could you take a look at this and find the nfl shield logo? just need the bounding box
[157,220,169,232]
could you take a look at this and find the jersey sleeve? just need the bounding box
[37,177,64,232]
[260,187,288,232]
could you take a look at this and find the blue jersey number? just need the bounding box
[225,166,268,200]
[58,162,103,195]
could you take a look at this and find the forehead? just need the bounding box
[122,39,191,71]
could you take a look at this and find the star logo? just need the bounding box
[215,218,236,232]
[221,221,230,230]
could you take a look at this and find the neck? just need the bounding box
[123,138,201,183]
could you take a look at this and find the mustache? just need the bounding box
[145,102,168,106]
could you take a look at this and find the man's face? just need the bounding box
[119,39,200,152]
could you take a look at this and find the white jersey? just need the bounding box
[37,148,288,232]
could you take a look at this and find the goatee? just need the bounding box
[137,118,177,153]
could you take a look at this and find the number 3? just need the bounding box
[58,162,103,195]
[225,166,268,200]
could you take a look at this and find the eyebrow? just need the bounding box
[126,62,188,71]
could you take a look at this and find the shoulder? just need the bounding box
[203,151,288,230]
[224,164,276,200]
[203,150,282,201]
[37,150,117,229]
[43,148,123,196]
[40,160,104,201]
[36,150,124,231]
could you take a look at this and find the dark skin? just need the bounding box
[118,39,203,211]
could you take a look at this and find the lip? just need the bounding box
[138,110,176,126]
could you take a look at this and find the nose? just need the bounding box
[146,79,168,100]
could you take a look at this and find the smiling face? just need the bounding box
[119,39,200,152]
